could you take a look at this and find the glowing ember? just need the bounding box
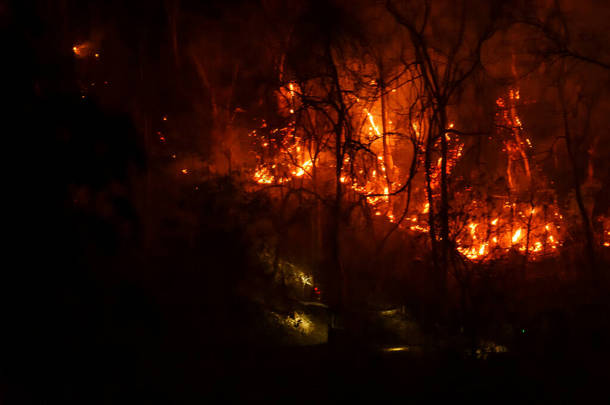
[72,42,94,58]
[249,81,566,262]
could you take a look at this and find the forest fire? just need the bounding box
[22,0,610,401]
[249,84,566,263]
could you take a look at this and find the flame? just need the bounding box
[249,82,567,262]
[292,159,312,177]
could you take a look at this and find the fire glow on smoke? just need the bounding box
[250,81,568,262]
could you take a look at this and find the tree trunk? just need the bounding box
[326,42,348,343]
[438,106,450,295]
[559,84,596,275]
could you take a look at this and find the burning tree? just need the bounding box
[137,0,610,343]
[243,0,607,315]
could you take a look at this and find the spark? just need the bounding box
[365,109,381,136]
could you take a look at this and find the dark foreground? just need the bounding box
[193,344,608,404]
[6,339,609,403]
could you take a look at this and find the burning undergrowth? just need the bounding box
[247,82,572,265]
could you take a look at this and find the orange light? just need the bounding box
[512,228,522,243]
[72,42,91,57]
[365,110,381,136]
